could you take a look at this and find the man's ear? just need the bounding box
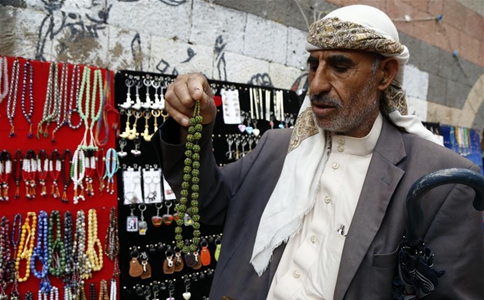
[377,57,399,90]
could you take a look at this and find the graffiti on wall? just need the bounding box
[36,0,112,62]
[117,0,186,5]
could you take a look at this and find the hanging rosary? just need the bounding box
[21,60,34,138]
[6,59,20,137]
[174,99,202,255]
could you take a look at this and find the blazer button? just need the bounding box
[293,270,301,278]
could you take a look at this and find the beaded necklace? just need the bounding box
[68,65,82,130]
[73,210,91,280]
[96,149,105,193]
[12,150,22,199]
[63,211,74,283]
[84,152,96,197]
[0,217,11,288]
[88,69,103,150]
[95,72,119,146]
[37,150,49,198]
[15,212,37,282]
[51,62,69,142]
[49,150,61,199]
[70,148,86,204]
[22,150,37,199]
[104,148,119,195]
[61,150,72,203]
[175,100,203,254]
[104,207,119,277]
[6,59,20,137]
[64,285,73,300]
[98,280,109,300]
[49,286,59,300]
[78,67,103,151]
[0,56,8,102]
[0,150,12,201]
[109,278,117,300]
[48,210,65,278]
[12,214,22,257]
[21,60,35,138]
[37,62,61,139]
[86,209,103,272]
[31,211,50,293]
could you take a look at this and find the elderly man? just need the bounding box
[156,4,484,300]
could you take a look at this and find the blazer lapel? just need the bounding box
[333,118,406,300]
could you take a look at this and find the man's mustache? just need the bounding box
[310,94,343,108]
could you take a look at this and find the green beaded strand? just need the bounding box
[48,210,66,277]
[175,100,203,253]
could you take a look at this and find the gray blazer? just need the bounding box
[156,116,484,300]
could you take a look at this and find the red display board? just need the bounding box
[0,56,118,298]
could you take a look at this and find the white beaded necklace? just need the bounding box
[71,148,86,204]
[6,59,20,137]
[0,56,9,102]
[49,286,59,300]
[109,278,117,300]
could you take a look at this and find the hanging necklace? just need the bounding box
[15,212,37,283]
[71,148,86,204]
[22,150,37,199]
[12,150,22,199]
[0,150,12,201]
[86,208,103,272]
[98,280,109,300]
[37,62,61,139]
[6,59,20,137]
[96,148,105,194]
[68,64,82,130]
[63,211,74,283]
[49,286,59,300]
[37,150,49,198]
[73,210,91,280]
[88,69,103,150]
[21,60,35,138]
[52,62,69,142]
[49,150,61,199]
[61,149,72,203]
[104,207,119,277]
[104,148,119,195]
[0,56,9,102]
[31,211,50,293]
[175,99,202,254]
[48,210,65,278]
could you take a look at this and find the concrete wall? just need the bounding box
[1,0,483,131]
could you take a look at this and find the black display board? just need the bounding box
[114,70,302,299]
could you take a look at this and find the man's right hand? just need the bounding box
[165,73,217,127]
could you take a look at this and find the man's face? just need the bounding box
[307,49,381,138]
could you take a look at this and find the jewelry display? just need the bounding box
[6,59,20,137]
[86,208,103,272]
[21,60,34,138]
[49,150,61,199]
[142,166,162,204]
[30,210,50,293]
[15,212,37,283]
[67,64,82,130]
[0,150,12,201]
[61,149,72,203]
[0,56,9,103]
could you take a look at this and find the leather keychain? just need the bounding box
[140,251,151,279]
[128,247,143,277]
[163,246,175,274]
[200,238,211,266]
[174,247,184,272]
